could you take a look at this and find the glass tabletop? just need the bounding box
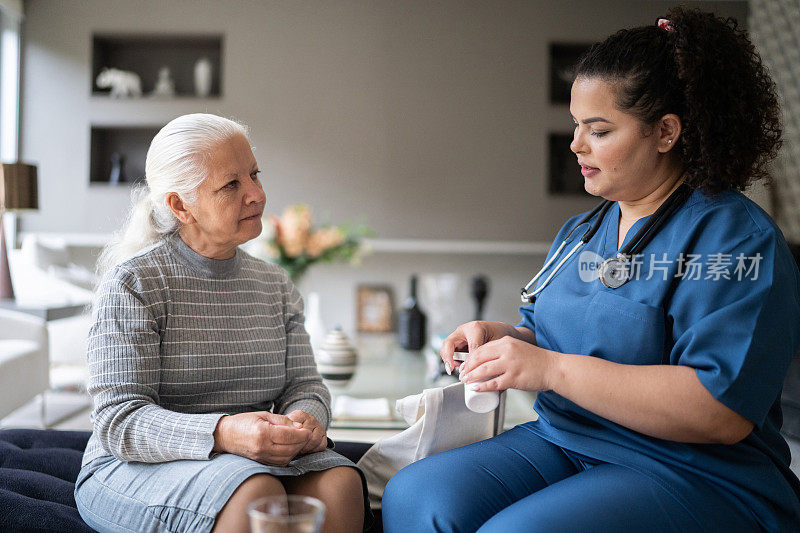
[327,335,537,431]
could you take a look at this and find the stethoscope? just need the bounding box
[521,183,691,303]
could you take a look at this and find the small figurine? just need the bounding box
[95,68,142,98]
[151,66,175,97]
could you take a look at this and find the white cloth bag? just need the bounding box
[356,382,497,506]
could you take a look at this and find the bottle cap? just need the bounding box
[453,351,469,362]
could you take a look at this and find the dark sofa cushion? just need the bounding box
[0,429,378,533]
[0,429,88,481]
[0,429,94,533]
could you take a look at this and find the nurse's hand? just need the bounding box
[459,336,558,393]
[286,410,328,454]
[440,321,535,375]
[212,411,311,466]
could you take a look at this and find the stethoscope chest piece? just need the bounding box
[520,183,690,301]
[598,255,630,288]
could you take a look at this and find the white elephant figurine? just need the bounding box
[96,68,142,98]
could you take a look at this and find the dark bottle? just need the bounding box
[109,152,126,185]
[398,274,427,351]
[471,274,489,321]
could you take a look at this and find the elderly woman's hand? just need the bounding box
[212,411,311,466]
[286,410,328,454]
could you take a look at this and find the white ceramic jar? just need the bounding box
[314,328,358,386]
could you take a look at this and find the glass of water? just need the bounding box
[248,495,326,533]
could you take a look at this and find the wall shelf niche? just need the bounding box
[92,34,222,98]
[90,126,161,186]
[548,133,590,196]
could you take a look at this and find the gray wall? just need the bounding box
[18,0,749,333]
[19,0,749,239]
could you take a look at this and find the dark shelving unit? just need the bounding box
[548,133,589,196]
[92,34,223,97]
[90,126,161,185]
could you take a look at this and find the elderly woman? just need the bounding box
[384,7,800,533]
[74,114,365,533]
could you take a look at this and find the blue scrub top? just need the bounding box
[518,188,800,530]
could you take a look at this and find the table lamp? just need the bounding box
[0,162,38,300]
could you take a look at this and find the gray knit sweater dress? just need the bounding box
[74,234,356,533]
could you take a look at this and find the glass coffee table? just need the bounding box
[327,335,537,443]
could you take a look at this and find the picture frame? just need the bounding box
[549,43,592,104]
[356,285,395,333]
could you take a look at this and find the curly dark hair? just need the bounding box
[574,6,782,193]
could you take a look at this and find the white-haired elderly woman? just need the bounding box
[74,114,366,533]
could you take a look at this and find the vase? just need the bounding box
[193,57,212,97]
[305,292,327,353]
[109,152,126,185]
[315,328,358,387]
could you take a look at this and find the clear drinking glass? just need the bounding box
[247,495,326,533]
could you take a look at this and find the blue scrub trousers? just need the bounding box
[382,424,761,532]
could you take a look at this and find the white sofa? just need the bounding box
[0,308,49,421]
[8,235,100,368]
[13,234,101,298]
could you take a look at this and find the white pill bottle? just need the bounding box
[455,352,501,414]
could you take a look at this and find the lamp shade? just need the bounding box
[1,162,38,210]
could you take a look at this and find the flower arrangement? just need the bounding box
[252,204,371,283]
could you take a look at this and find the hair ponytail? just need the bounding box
[574,7,781,192]
[666,7,781,192]
[96,113,249,276]
[96,185,172,275]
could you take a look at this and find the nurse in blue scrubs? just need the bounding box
[382,6,800,532]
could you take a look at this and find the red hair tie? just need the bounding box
[657,18,675,32]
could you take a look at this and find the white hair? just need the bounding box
[97,113,249,275]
